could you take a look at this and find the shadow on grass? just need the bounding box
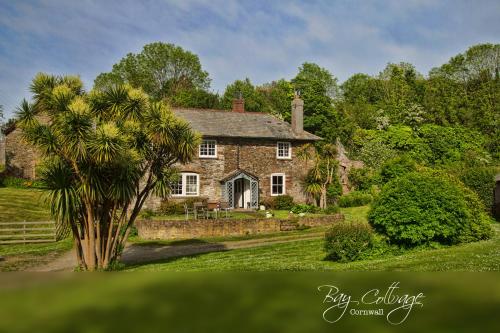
[120,240,228,268]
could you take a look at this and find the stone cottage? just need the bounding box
[4,95,321,209]
[160,95,321,209]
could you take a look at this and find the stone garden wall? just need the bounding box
[136,213,344,240]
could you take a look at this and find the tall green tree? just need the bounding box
[257,79,294,120]
[291,63,341,141]
[221,78,265,112]
[17,73,199,270]
[94,42,213,107]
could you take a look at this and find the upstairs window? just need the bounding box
[171,173,199,197]
[199,139,217,158]
[276,142,291,159]
[271,173,286,196]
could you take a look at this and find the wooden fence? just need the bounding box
[0,221,69,245]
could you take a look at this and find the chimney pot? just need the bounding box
[291,94,304,133]
[232,97,245,113]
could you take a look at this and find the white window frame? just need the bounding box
[199,139,217,158]
[276,142,292,160]
[171,173,200,197]
[270,173,286,196]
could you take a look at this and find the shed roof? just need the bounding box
[171,108,321,141]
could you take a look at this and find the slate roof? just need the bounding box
[171,108,321,141]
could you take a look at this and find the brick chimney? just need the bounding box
[232,93,245,113]
[291,91,304,133]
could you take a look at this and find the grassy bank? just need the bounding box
[0,187,50,222]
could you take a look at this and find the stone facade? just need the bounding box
[3,115,50,178]
[144,137,315,209]
[0,136,5,166]
[4,126,41,178]
[136,214,344,240]
[336,139,364,193]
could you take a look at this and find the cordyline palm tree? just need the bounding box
[297,143,338,209]
[16,73,199,270]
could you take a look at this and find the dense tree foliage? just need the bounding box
[94,42,216,108]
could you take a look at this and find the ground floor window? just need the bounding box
[271,173,285,196]
[171,173,199,196]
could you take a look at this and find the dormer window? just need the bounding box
[199,139,217,158]
[276,142,291,159]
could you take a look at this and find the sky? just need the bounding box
[0,0,499,119]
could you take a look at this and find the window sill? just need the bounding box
[199,156,218,159]
[276,157,292,160]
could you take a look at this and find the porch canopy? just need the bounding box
[221,169,259,209]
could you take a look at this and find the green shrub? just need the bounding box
[140,209,155,219]
[348,167,375,191]
[379,155,417,184]
[323,205,340,214]
[273,195,294,210]
[326,178,343,203]
[338,191,373,207]
[458,166,499,213]
[158,198,205,215]
[324,222,374,262]
[1,176,45,189]
[369,171,493,247]
[291,204,318,214]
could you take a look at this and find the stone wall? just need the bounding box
[5,126,41,178]
[144,137,315,209]
[136,213,344,240]
[0,137,5,166]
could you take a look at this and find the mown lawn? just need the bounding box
[0,187,72,271]
[126,207,500,272]
[0,187,51,222]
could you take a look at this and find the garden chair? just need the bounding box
[219,201,232,218]
[193,201,207,219]
[184,203,195,220]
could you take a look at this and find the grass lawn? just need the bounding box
[126,205,500,272]
[0,187,51,222]
[0,187,73,271]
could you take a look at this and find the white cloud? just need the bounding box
[0,0,499,118]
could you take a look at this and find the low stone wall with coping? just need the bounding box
[136,213,344,240]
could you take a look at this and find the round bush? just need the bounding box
[369,172,493,246]
[324,222,374,262]
[338,191,373,207]
[273,195,294,210]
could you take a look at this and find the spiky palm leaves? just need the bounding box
[297,143,338,208]
[17,73,199,270]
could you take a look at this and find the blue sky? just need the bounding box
[1,0,499,119]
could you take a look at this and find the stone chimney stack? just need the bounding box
[291,91,304,133]
[232,92,245,113]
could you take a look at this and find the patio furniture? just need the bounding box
[193,202,207,219]
[219,201,232,218]
[207,200,220,219]
[184,203,195,220]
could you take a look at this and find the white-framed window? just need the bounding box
[276,142,291,159]
[270,173,286,196]
[171,173,199,197]
[199,139,217,158]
